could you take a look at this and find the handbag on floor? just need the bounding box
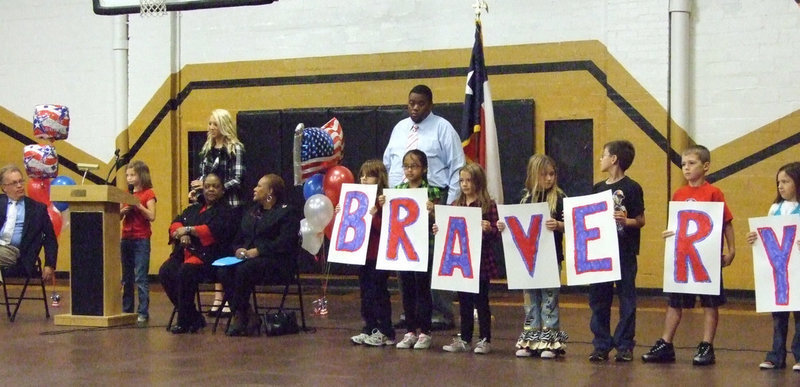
[263,311,299,336]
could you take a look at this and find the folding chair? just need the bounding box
[166,282,224,331]
[0,256,50,322]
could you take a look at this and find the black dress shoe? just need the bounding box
[170,325,191,334]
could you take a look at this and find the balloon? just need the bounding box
[322,165,354,206]
[299,218,324,255]
[303,194,333,231]
[51,175,76,211]
[33,104,70,141]
[26,177,51,205]
[47,205,62,238]
[52,175,76,186]
[23,143,58,179]
[302,173,325,200]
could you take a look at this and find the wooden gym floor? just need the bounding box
[0,279,797,386]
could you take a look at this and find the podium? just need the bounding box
[50,185,139,327]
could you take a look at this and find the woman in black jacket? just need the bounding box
[219,173,300,336]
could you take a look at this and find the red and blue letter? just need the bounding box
[673,210,712,283]
[386,198,420,261]
[335,191,369,252]
[572,202,612,274]
[757,225,796,305]
[438,217,474,278]
[505,214,543,277]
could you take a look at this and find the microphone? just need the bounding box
[105,149,121,185]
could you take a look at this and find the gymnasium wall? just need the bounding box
[0,0,799,291]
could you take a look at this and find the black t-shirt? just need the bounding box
[591,175,644,255]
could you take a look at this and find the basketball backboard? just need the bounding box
[93,0,277,15]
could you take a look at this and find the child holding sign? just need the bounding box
[498,155,568,359]
[588,140,645,362]
[379,150,443,350]
[747,162,800,371]
[347,160,396,347]
[642,145,735,366]
[438,163,499,355]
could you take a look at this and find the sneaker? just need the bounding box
[414,333,432,349]
[516,348,535,357]
[443,337,469,353]
[136,315,148,327]
[692,341,715,366]
[363,329,396,347]
[351,333,369,345]
[759,360,786,369]
[615,348,633,362]
[396,332,418,349]
[641,339,675,363]
[540,350,557,359]
[793,363,800,372]
[589,349,609,362]
[474,338,491,354]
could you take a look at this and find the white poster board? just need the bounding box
[498,203,560,289]
[376,188,430,272]
[662,201,723,295]
[431,205,482,294]
[563,190,621,286]
[749,215,800,313]
[328,183,378,266]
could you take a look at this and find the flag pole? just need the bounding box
[473,0,488,21]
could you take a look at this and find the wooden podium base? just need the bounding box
[54,313,138,327]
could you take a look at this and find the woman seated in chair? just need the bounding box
[219,173,300,336]
[159,173,235,334]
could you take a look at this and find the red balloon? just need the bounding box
[47,204,62,238]
[322,166,354,206]
[26,177,51,205]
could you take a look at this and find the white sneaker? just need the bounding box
[443,337,469,353]
[363,329,395,347]
[351,333,369,345]
[473,338,491,354]
[414,333,432,349]
[793,362,800,372]
[540,350,556,359]
[396,332,418,349]
[516,348,534,357]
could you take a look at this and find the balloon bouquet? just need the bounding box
[25,104,78,307]
[293,118,353,316]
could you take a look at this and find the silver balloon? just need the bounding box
[299,218,323,255]
[303,194,333,231]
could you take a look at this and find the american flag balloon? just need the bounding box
[23,144,59,179]
[293,118,344,185]
[33,105,70,141]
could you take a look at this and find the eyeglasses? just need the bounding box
[402,164,422,170]
[2,179,25,187]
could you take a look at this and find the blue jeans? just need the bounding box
[524,287,560,330]
[121,239,150,317]
[589,253,637,352]
[765,311,800,366]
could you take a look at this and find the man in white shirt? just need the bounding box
[383,85,465,330]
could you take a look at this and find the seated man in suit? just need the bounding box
[0,165,58,282]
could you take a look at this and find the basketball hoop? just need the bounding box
[140,0,167,16]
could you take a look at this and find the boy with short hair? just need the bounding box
[642,144,735,366]
[588,140,646,362]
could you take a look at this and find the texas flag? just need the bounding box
[461,20,503,203]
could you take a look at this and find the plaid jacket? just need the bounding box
[199,143,245,207]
